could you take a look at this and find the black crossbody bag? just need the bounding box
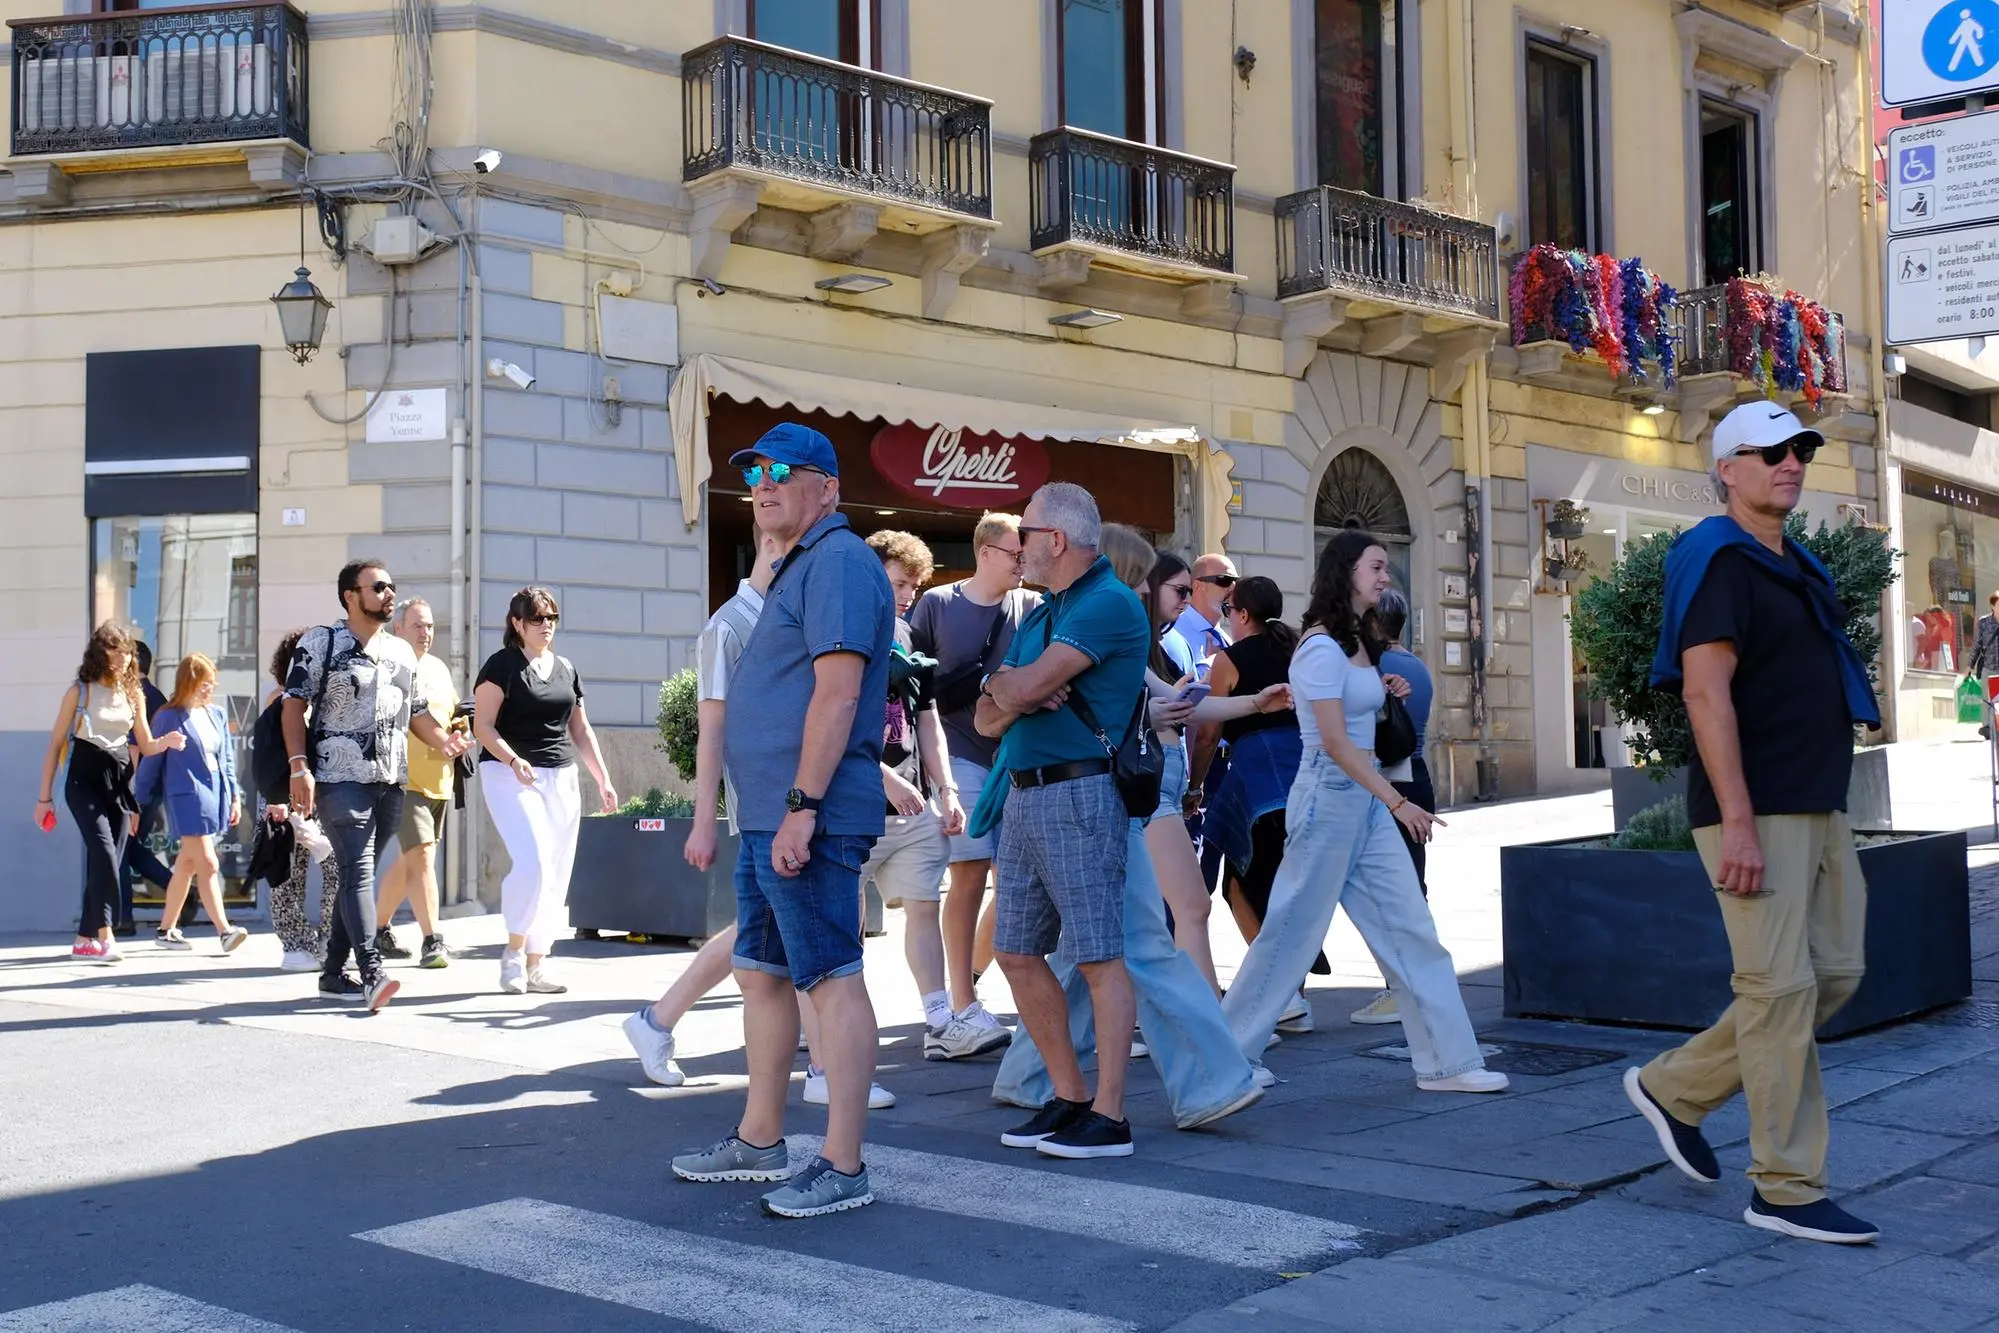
[935,591,1014,715]
[1066,685,1164,818]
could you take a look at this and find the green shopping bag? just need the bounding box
[1957,676,1986,725]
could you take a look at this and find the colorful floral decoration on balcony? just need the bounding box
[1510,244,1678,388]
[1722,277,1847,409]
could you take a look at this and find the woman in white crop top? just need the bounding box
[1218,532,1509,1096]
[34,623,186,963]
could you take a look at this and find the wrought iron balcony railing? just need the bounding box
[682,36,992,219]
[1675,282,1849,386]
[1029,127,1234,273]
[10,2,308,158]
[1276,186,1500,319]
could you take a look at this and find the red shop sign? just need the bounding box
[868,423,1051,510]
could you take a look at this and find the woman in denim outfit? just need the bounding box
[138,652,248,954]
[1219,530,1508,1094]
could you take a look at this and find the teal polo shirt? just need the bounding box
[996,555,1150,771]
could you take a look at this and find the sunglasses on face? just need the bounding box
[1729,439,1818,468]
[346,579,394,597]
[1016,524,1057,541]
[1195,574,1237,588]
[1220,601,1235,616]
[741,462,825,488]
[524,614,559,627]
[1164,582,1194,600]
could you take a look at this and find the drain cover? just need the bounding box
[1357,1039,1625,1077]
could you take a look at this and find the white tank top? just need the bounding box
[75,682,134,761]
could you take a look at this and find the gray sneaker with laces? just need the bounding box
[671,1132,789,1183]
[761,1155,874,1218]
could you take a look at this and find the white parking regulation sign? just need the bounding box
[1886,221,1999,343]
[1888,109,1999,233]
[1883,0,1999,107]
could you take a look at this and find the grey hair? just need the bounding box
[1376,586,1410,639]
[1032,481,1102,548]
[1708,467,1729,505]
[396,597,433,627]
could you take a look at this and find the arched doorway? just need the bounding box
[1314,446,1414,633]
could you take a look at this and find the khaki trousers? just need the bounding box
[1640,811,1866,1205]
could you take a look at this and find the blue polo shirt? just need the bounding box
[997,555,1150,771]
[725,513,895,835]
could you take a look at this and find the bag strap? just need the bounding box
[974,590,1010,671]
[55,677,88,773]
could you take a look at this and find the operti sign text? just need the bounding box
[869,423,1052,510]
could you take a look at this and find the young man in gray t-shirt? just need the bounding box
[907,511,1039,1046]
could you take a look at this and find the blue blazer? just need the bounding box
[135,704,240,838]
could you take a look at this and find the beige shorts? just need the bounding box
[396,794,447,852]
[860,809,951,907]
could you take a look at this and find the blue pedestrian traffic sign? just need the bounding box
[1885,0,1999,106]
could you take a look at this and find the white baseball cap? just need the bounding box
[1709,401,1824,469]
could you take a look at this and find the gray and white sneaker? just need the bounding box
[524,968,567,994]
[498,950,526,995]
[924,1004,1012,1060]
[1276,991,1315,1034]
[623,1008,685,1087]
[761,1155,874,1218]
[671,1131,790,1183]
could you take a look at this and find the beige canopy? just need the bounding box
[666,352,1235,548]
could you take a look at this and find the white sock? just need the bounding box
[922,991,953,1029]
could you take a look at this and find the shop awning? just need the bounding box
[667,352,1234,548]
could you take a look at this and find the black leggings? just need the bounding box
[1231,810,1330,975]
[1390,758,1436,897]
[65,757,129,936]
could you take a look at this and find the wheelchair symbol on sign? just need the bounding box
[1901,145,1937,185]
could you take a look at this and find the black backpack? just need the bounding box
[250,697,291,806]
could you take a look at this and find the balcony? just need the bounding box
[1274,185,1502,381]
[1669,280,1855,441]
[9,2,307,174]
[1027,127,1236,288]
[680,35,995,292]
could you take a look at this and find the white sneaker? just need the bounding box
[1131,1032,1150,1059]
[1264,1032,1282,1051]
[622,1009,686,1087]
[1350,990,1401,1025]
[1417,1068,1511,1094]
[219,926,249,954]
[525,969,567,994]
[155,929,192,951]
[499,951,526,995]
[279,950,320,972]
[1277,991,1315,1034]
[1250,1063,1278,1089]
[803,1070,896,1109]
[923,1003,1013,1060]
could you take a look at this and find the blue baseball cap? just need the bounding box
[728,422,839,478]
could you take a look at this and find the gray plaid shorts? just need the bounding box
[994,772,1129,964]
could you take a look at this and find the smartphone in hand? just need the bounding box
[1175,682,1212,706]
[39,808,58,832]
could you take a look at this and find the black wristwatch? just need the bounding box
[785,788,822,814]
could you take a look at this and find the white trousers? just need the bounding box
[482,761,582,956]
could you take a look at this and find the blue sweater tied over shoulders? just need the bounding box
[1648,515,1880,727]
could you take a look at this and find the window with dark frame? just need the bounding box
[225,555,257,659]
[1524,39,1598,252]
[747,0,879,67]
[1057,0,1160,143]
[1699,99,1759,286]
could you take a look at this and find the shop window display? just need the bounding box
[1901,472,1999,677]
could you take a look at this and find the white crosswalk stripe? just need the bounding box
[0,1284,303,1333]
[788,1134,1364,1268]
[358,1197,1140,1333]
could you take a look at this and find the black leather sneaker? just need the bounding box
[1036,1111,1135,1159]
[318,971,364,1003]
[1624,1068,1720,1183]
[372,927,412,960]
[998,1097,1091,1149]
[1745,1192,1879,1244]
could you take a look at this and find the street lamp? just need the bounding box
[270,265,332,365]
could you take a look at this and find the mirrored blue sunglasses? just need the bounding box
[742,462,826,488]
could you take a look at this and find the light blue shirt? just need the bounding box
[1290,634,1385,753]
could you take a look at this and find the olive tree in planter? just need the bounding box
[568,669,739,941]
[1505,515,1973,1034]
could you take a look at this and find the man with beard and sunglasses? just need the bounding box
[283,560,470,1013]
[1624,402,1882,1246]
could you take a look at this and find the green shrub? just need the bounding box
[1569,513,1896,774]
[655,668,700,784]
[610,787,695,819]
[1610,795,1696,851]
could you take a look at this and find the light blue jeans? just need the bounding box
[1220,749,1487,1081]
[993,818,1257,1127]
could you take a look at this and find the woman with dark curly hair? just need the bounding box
[261,629,340,969]
[1219,531,1507,1095]
[33,623,186,962]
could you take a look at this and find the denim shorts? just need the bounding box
[994,772,1128,964]
[732,830,876,991]
[1149,733,1188,825]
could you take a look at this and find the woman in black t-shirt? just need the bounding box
[473,586,619,996]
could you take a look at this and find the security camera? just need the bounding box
[487,358,535,391]
[473,148,503,174]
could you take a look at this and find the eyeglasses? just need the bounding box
[1729,439,1818,468]
[524,614,559,627]
[1219,601,1235,616]
[1016,525,1057,541]
[741,462,826,488]
[981,542,1023,561]
[1195,574,1238,588]
[1164,582,1194,600]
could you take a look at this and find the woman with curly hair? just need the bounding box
[1219,530,1507,1095]
[33,623,186,962]
[259,629,339,969]
[138,652,249,953]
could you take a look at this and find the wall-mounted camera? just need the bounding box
[473,148,503,174]
[487,358,535,391]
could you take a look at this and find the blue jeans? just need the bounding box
[317,781,403,984]
[733,830,876,991]
[1220,749,1486,1081]
[993,818,1257,1127]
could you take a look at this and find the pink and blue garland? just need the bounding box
[1510,244,1678,388]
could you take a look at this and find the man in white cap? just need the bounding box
[1624,401,1881,1245]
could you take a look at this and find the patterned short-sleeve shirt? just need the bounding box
[285,623,427,786]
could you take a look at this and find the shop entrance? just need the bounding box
[704,397,1180,610]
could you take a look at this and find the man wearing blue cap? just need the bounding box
[671,422,895,1219]
[1623,400,1880,1246]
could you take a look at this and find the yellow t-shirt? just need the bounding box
[404,652,462,800]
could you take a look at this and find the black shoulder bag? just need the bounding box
[1066,686,1165,818]
[934,591,1012,715]
[1375,691,1419,767]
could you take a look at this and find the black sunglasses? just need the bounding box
[345,579,394,596]
[1729,438,1818,468]
[1195,574,1238,588]
[1016,524,1057,541]
[523,613,559,627]
[1219,600,1235,616]
[1164,581,1195,599]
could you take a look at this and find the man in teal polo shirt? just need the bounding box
[975,482,1150,1160]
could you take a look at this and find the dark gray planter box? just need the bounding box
[569,816,737,940]
[1501,830,1972,1038]
[1611,747,1891,832]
